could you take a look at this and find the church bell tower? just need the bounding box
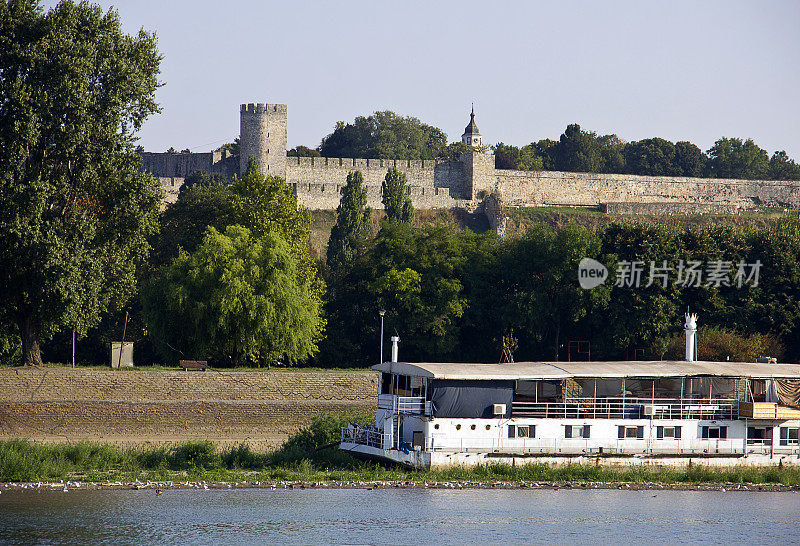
[461,104,482,147]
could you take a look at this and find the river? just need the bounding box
[2,487,799,544]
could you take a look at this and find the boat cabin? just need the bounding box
[341,359,800,468]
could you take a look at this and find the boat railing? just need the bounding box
[377,394,431,415]
[341,424,387,449]
[512,397,739,420]
[426,436,800,456]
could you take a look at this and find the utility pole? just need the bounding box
[379,309,386,364]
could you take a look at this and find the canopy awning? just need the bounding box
[373,360,800,381]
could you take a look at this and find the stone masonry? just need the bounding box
[140,102,800,214]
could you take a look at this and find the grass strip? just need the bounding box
[3,412,800,486]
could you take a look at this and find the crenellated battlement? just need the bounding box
[287,155,449,171]
[240,103,287,114]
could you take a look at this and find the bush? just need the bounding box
[168,441,220,470]
[268,413,374,468]
[659,327,784,362]
[221,443,264,469]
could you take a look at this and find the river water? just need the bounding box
[1,487,799,544]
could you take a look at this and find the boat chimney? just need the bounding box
[684,312,697,362]
[391,336,400,363]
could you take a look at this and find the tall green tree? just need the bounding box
[319,111,448,160]
[497,224,608,361]
[178,170,228,199]
[327,171,372,271]
[317,223,496,368]
[382,167,414,223]
[438,141,478,160]
[144,226,323,367]
[624,138,677,176]
[673,141,707,177]
[0,0,162,365]
[769,151,800,181]
[151,182,236,269]
[554,124,603,172]
[707,137,769,179]
[287,145,321,157]
[598,134,626,174]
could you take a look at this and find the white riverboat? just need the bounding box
[340,317,800,468]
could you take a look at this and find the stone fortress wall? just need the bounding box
[140,102,800,214]
[141,149,238,205]
[286,155,467,209]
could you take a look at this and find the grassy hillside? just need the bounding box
[504,206,787,238]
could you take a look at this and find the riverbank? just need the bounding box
[3,478,799,492]
[3,438,800,490]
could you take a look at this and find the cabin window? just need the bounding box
[700,426,727,439]
[618,426,644,439]
[747,427,773,445]
[434,424,440,430]
[780,427,799,446]
[411,376,425,398]
[508,425,535,438]
[656,426,681,439]
[455,424,461,430]
[381,373,392,395]
[396,375,412,396]
[565,425,590,439]
[470,424,476,430]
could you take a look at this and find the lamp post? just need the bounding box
[379,309,386,364]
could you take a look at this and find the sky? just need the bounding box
[42,0,800,159]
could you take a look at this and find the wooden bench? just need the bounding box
[179,360,209,371]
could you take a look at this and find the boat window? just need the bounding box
[411,376,425,398]
[618,426,644,439]
[700,426,728,439]
[396,375,412,397]
[508,425,535,438]
[515,380,560,402]
[656,426,681,439]
[747,426,773,445]
[780,427,799,446]
[380,373,392,395]
[565,425,590,439]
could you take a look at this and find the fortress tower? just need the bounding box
[239,103,288,179]
[461,105,482,147]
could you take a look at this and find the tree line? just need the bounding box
[296,113,800,181]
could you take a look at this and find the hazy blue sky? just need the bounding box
[42,0,800,158]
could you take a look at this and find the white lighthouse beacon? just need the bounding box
[684,312,698,362]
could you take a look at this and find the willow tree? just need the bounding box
[0,1,162,365]
[144,226,323,367]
